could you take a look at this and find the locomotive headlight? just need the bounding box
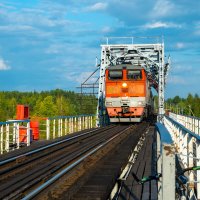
[138,101,145,106]
[122,82,127,88]
[106,102,112,106]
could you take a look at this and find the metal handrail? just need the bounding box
[165,115,200,140]
[164,114,200,199]
[155,122,175,200]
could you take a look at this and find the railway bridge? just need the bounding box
[0,38,200,200]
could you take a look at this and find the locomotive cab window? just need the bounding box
[127,70,142,80]
[108,70,123,80]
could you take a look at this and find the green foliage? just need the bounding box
[165,93,200,117]
[0,89,97,121]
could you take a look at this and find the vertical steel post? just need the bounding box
[69,118,71,133]
[80,117,82,131]
[158,45,165,123]
[58,119,60,137]
[74,117,77,132]
[188,137,194,190]
[77,116,80,131]
[60,118,63,136]
[161,143,175,200]
[26,122,31,146]
[0,125,3,154]
[86,116,88,129]
[46,119,50,140]
[13,122,17,147]
[6,124,9,152]
[182,133,188,167]
[197,142,200,199]
[72,117,74,133]
[16,123,20,149]
[91,116,93,128]
[83,116,85,130]
[65,118,67,135]
[53,119,55,139]
[157,131,162,199]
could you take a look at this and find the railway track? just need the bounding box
[0,124,145,200]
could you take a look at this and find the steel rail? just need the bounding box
[0,125,119,199]
[0,127,106,166]
[22,125,133,200]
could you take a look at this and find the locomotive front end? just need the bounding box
[105,65,149,122]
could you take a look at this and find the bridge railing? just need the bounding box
[164,115,200,199]
[0,120,31,154]
[45,115,95,140]
[155,122,175,200]
[0,115,96,154]
[169,112,200,135]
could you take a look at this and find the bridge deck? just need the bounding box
[118,126,157,200]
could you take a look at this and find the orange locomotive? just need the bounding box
[105,64,153,122]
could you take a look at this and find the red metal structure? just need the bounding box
[16,105,29,120]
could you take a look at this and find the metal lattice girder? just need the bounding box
[101,43,168,90]
[97,38,170,125]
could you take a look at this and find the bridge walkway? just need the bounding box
[118,126,157,200]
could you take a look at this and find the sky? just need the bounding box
[0,0,199,98]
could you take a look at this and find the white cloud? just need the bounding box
[143,21,182,29]
[45,44,65,54]
[0,25,34,32]
[85,2,107,12]
[101,26,112,33]
[167,75,186,85]
[0,58,10,70]
[151,0,175,18]
[194,22,200,35]
[173,65,192,73]
[67,71,98,84]
[175,42,185,49]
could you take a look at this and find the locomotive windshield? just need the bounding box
[127,70,142,80]
[109,70,123,80]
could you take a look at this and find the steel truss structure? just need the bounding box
[97,37,170,126]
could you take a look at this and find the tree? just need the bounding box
[33,96,58,117]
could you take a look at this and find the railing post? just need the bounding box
[156,123,175,200]
[0,125,3,154]
[71,117,74,133]
[46,118,50,140]
[188,137,194,191]
[16,123,20,149]
[65,118,67,135]
[157,131,162,199]
[182,133,188,167]
[6,124,9,152]
[86,116,88,129]
[13,122,17,146]
[74,117,77,132]
[53,119,55,139]
[197,142,200,199]
[58,119,60,137]
[77,117,80,131]
[91,116,93,128]
[69,118,71,133]
[26,121,31,146]
[161,142,175,199]
[60,118,63,136]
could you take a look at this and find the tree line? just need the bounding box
[165,93,200,117]
[0,90,199,122]
[0,89,97,121]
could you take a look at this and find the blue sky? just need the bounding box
[0,0,199,98]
